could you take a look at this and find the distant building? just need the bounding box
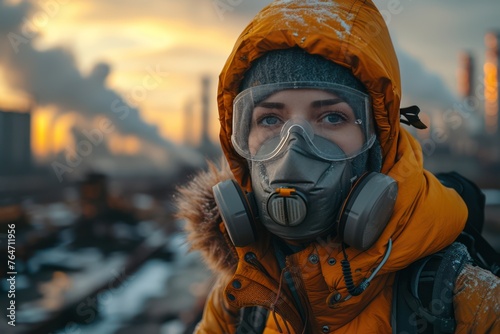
[201,75,211,145]
[457,51,474,99]
[185,76,221,160]
[79,172,108,220]
[484,31,500,135]
[0,109,32,174]
[183,100,195,146]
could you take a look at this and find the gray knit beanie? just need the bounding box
[241,48,366,92]
[239,48,382,174]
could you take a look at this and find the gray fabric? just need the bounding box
[367,138,383,173]
[240,48,366,92]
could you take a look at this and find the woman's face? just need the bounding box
[248,89,364,157]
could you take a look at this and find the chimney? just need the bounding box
[457,51,474,99]
[201,76,211,144]
[183,99,194,146]
[0,109,32,174]
[484,31,500,135]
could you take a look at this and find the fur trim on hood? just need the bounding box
[175,160,238,276]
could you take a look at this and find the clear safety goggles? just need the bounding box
[232,82,376,162]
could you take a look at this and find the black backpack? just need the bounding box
[392,172,500,334]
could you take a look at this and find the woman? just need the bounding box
[176,1,499,333]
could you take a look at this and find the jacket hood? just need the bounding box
[218,0,401,190]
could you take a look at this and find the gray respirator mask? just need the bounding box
[213,82,398,250]
[249,124,353,241]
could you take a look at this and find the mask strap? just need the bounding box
[400,105,427,129]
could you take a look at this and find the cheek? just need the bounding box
[248,127,275,155]
[336,129,364,155]
[248,130,259,155]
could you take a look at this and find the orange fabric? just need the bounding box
[453,264,500,333]
[195,0,475,333]
[195,275,239,333]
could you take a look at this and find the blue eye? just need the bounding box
[323,113,345,124]
[259,116,281,126]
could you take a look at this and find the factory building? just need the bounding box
[484,31,500,135]
[0,109,32,174]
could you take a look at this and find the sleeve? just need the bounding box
[194,275,241,334]
[453,264,500,334]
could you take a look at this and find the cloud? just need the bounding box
[396,44,459,109]
[0,0,30,32]
[66,0,230,27]
[376,0,500,96]
[67,0,272,32]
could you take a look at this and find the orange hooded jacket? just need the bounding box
[176,0,499,333]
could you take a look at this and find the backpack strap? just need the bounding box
[392,242,471,334]
[435,171,500,275]
[456,224,500,276]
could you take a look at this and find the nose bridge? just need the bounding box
[282,118,314,140]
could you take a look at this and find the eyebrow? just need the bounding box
[256,102,285,109]
[311,98,344,108]
[256,98,345,109]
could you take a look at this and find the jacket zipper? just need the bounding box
[244,252,273,279]
[243,251,304,332]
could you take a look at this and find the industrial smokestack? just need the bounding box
[183,99,194,146]
[196,75,221,159]
[201,75,211,145]
[0,109,31,174]
[457,51,474,99]
[484,31,500,135]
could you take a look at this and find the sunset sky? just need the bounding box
[1,0,499,169]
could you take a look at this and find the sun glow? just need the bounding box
[107,133,141,155]
[32,107,56,159]
[32,107,88,159]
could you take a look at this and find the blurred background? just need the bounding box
[0,0,499,333]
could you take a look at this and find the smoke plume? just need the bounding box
[0,0,204,174]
